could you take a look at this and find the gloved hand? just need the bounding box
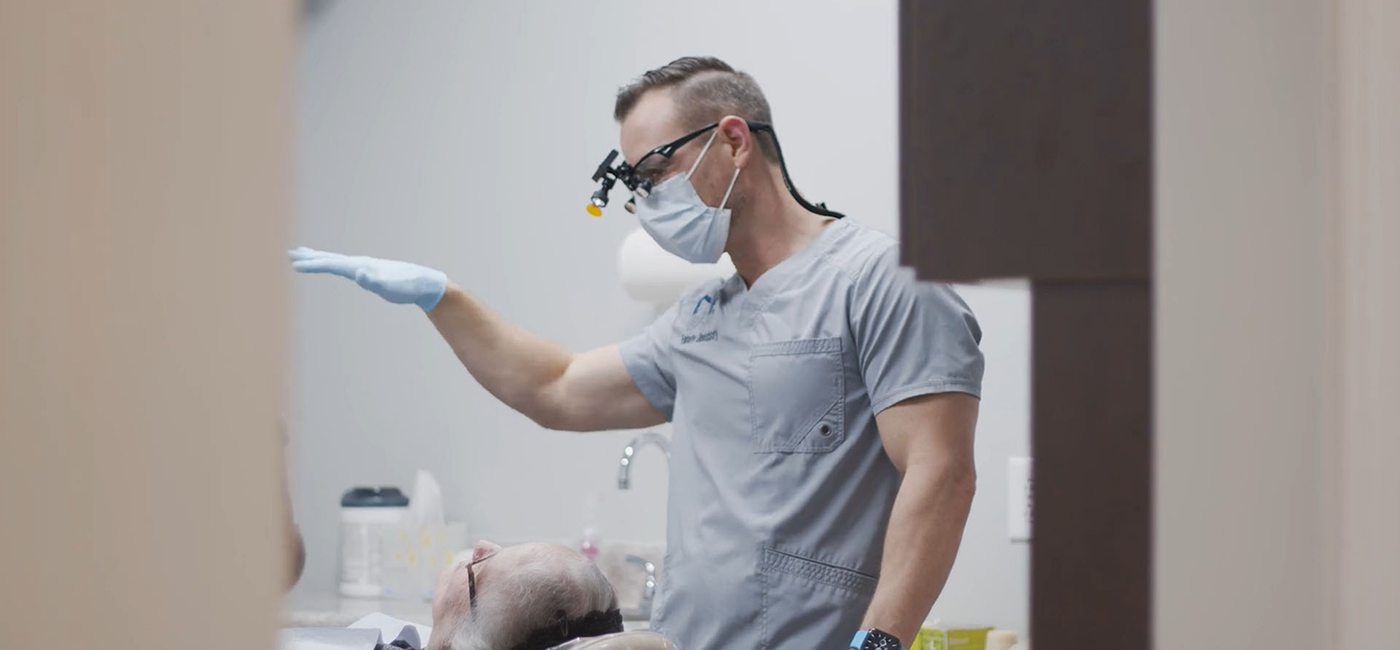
[289,247,449,311]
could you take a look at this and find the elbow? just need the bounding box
[937,464,977,525]
[905,457,977,504]
[521,384,586,432]
[954,467,977,505]
[937,460,978,507]
[499,376,569,431]
[530,409,574,432]
[522,396,571,431]
[516,372,607,433]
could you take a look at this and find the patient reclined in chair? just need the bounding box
[426,541,664,650]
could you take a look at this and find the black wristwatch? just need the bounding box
[850,628,903,650]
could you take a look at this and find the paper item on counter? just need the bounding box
[380,470,460,600]
[350,612,430,648]
[279,613,430,650]
[409,470,445,529]
[279,627,384,650]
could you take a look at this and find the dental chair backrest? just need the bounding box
[549,631,677,650]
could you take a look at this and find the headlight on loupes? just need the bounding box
[587,149,651,216]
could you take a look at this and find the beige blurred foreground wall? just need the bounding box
[0,3,295,649]
[1157,0,1400,647]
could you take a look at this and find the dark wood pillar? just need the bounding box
[899,2,1153,649]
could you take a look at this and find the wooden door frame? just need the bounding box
[898,2,1152,648]
[901,1,1399,648]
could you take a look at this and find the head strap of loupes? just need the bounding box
[586,120,843,219]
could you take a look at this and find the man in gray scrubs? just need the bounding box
[292,57,983,650]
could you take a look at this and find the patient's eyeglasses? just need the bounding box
[467,550,497,609]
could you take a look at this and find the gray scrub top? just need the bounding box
[619,218,983,650]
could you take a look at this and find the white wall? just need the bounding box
[293,0,1029,633]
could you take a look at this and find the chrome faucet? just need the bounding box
[622,554,658,620]
[618,432,670,490]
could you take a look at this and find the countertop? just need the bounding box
[284,592,434,628]
[284,592,650,631]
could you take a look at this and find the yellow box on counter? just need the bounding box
[911,626,994,650]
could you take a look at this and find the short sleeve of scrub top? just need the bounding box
[851,244,984,413]
[618,301,680,421]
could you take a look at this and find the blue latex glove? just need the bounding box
[289,247,448,311]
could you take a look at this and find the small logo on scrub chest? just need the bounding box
[681,293,719,344]
[693,294,716,315]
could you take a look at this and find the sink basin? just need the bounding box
[594,543,664,627]
[622,619,651,632]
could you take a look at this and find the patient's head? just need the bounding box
[429,540,622,650]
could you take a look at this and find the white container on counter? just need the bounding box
[339,486,409,599]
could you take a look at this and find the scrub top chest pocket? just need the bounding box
[748,337,846,453]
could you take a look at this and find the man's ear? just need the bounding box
[472,540,501,562]
[717,115,754,169]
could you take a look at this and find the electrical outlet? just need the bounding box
[1008,457,1033,541]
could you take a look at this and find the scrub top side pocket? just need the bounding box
[748,336,845,453]
[757,546,875,650]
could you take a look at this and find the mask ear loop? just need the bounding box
[718,167,741,211]
[687,128,741,210]
[685,130,720,178]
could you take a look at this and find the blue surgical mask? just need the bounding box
[634,131,741,264]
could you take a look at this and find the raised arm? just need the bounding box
[291,248,664,432]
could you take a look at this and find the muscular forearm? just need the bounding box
[426,283,574,424]
[861,461,976,647]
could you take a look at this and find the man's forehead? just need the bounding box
[619,89,686,165]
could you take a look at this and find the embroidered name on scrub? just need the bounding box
[680,330,719,344]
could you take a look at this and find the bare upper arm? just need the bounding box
[875,392,980,474]
[538,344,667,432]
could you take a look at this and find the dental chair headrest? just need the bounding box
[548,631,677,650]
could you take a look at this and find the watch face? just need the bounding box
[862,629,902,650]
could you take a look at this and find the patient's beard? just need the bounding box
[443,606,493,650]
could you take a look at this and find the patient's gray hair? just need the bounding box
[451,549,618,650]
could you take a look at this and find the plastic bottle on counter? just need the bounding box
[579,493,602,563]
[339,486,409,598]
[580,526,603,562]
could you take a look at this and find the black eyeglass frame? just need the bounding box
[466,550,497,610]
